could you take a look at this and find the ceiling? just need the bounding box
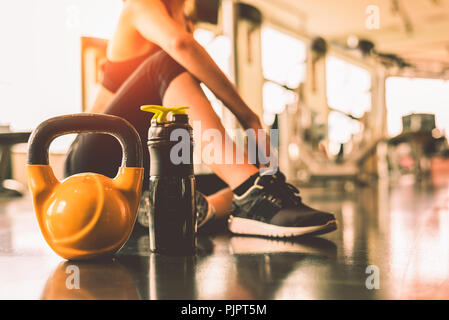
[249,0,449,74]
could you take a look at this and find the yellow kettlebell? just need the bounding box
[27,114,144,260]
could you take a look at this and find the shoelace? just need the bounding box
[259,173,302,206]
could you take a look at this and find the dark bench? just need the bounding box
[0,132,31,197]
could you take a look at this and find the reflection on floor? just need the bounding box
[0,175,448,299]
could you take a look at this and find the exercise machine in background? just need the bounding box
[388,113,449,183]
[278,84,388,187]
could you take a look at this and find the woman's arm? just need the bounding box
[127,0,262,130]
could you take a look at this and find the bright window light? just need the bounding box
[326,55,371,117]
[261,26,306,125]
[194,29,231,118]
[326,55,371,155]
[0,0,122,151]
[262,27,306,87]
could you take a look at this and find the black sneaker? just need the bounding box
[228,172,337,238]
[137,190,214,229]
[194,190,215,228]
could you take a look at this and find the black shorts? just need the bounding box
[64,50,187,189]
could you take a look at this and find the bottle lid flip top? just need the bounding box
[140,105,189,123]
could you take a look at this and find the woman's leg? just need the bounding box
[162,72,259,190]
[64,50,253,219]
[205,188,234,219]
[64,51,182,189]
[163,72,260,219]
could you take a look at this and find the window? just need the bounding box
[194,28,231,119]
[326,55,372,155]
[261,26,306,126]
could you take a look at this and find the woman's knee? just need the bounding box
[64,133,122,179]
[141,51,187,100]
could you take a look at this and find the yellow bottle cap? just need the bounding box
[140,105,189,123]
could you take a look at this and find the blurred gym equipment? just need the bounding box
[0,125,31,197]
[388,113,447,180]
[279,85,387,186]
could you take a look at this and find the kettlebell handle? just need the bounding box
[28,113,143,168]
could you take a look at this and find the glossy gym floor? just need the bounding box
[1,173,448,300]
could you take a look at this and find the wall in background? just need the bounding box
[1,0,122,187]
[0,0,122,151]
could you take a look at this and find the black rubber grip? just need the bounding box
[28,113,142,167]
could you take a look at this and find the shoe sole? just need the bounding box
[228,216,337,238]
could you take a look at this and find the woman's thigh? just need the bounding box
[64,51,187,188]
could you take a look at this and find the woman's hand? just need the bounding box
[238,111,277,171]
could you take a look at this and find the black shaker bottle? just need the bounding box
[141,105,196,255]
